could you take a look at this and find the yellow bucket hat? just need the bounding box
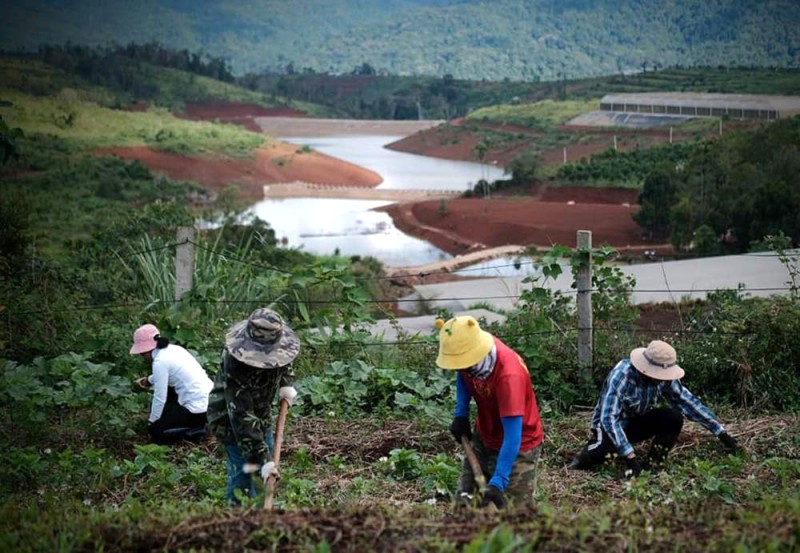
[435,316,495,370]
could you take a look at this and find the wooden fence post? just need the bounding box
[175,227,195,301]
[576,230,593,379]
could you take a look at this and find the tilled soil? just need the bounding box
[84,414,798,552]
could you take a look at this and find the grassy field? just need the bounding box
[1,89,268,157]
[0,56,331,116]
[467,99,601,128]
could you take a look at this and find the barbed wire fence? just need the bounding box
[4,227,797,370]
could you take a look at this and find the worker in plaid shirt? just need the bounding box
[568,340,739,477]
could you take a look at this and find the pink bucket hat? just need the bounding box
[130,324,160,355]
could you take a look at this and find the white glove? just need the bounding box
[260,461,279,480]
[242,461,280,480]
[242,462,260,475]
[279,386,298,407]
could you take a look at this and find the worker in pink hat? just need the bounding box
[130,324,213,445]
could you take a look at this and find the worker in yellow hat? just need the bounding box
[435,315,544,508]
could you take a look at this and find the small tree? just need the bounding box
[506,151,539,184]
[634,165,678,240]
[693,224,721,256]
[473,140,491,198]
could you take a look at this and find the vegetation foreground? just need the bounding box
[1,53,799,552]
[2,413,798,551]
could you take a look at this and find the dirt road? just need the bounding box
[252,117,443,137]
[386,244,527,276]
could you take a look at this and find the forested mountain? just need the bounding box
[2,0,798,81]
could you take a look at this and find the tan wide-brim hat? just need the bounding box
[435,316,495,370]
[630,340,685,381]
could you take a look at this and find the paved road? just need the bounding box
[367,252,795,339]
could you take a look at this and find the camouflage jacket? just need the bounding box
[207,350,294,465]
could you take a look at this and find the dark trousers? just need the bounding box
[570,407,684,469]
[149,387,208,445]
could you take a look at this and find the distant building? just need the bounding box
[599,92,800,120]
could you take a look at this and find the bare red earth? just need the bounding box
[175,101,309,132]
[384,194,659,256]
[96,141,382,201]
[97,102,670,255]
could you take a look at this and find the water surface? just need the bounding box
[250,134,505,266]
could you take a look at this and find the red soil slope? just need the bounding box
[96,141,382,201]
[98,102,668,255]
[383,194,656,257]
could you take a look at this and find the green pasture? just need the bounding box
[467,98,600,128]
[1,89,268,157]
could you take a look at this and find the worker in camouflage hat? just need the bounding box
[207,307,300,505]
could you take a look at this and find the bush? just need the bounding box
[674,294,800,410]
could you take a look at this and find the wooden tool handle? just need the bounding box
[263,398,289,510]
[461,435,487,492]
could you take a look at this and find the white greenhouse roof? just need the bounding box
[600,93,800,115]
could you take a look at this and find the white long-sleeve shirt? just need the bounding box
[147,345,213,422]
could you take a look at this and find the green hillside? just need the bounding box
[250,67,800,121]
[0,53,331,116]
[1,33,799,553]
[2,0,799,81]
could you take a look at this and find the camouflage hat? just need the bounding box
[225,308,300,369]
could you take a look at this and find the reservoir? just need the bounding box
[249,132,505,267]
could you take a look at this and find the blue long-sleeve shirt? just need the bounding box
[454,372,522,491]
[591,359,725,457]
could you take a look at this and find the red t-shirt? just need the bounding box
[462,337,544,452]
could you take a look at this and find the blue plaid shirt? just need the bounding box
[591,359,725,457]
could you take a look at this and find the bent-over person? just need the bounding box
[207,308,299,505]
[568,340,739,478]
[435,315,544,509]
[129,324,212,444]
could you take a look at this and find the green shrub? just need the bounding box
[674,294,800,410]
[296,358,451,420]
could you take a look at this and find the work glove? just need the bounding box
[279,386,298,407]
[449,416,472,443]
[718,431,739,454]
[134,376,151,390]
[242,461,280,480]
[623,456,643,479]
[480,485,506,509]
[260,461,280,481]
[242,462,260,475]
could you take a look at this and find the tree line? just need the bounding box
[11,42,235,99]
[632,118,800,254]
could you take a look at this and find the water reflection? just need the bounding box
[249,134,505,266]
[249,197,451,267]
[285,135,504,191]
